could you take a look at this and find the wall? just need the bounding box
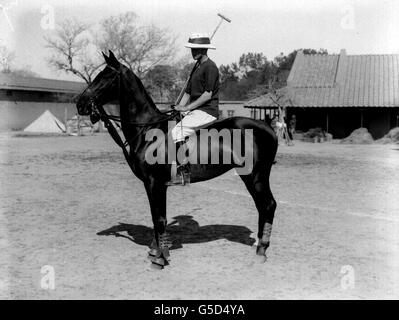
[218,102,249,118]
[156,101,249,119]
[0,89,72,102]
[1,100,250,131]
[1,101,79,131]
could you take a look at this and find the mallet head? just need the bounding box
[217,13,231,23]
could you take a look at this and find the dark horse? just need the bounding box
[76,51,278,268]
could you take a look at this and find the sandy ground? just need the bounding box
[0,132,398,300]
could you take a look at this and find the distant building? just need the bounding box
[218,101,249,118]
[245,50,399,139]
[1,73,249,131]
[0,73,85,131]
[157,101,248,119]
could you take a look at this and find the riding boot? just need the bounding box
[165,140,191,186]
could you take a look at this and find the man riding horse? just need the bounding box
[76,47,278,268]
[167,33,220,186]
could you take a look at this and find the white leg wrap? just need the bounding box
[261,223,273,243]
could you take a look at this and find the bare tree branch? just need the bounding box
[44,18,101,84]
[97,12,177,77]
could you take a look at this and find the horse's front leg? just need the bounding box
[144,180,170,268]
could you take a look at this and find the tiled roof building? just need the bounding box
[245,50,399,139]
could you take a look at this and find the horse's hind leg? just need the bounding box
[240,169,277,260]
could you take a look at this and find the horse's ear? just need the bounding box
[102,51,110,64]
[108,50,119,67]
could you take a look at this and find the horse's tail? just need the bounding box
[263,121,278,166]
[251,119,278,170]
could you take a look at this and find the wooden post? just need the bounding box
[326,112,329,133]
[77,114,81,136]
[64,107,67,133]
[360,110,364,128]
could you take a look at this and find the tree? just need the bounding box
[144,64,178,102]
[219,53,274,100]
[219,63,239,100]
[219,63,239,84]
[169,61,196,102]
[218,49,329,101]
[44,18,102,84]
[97,12,177,77]
[178,61,196,84]
[238,52,268,70]
[274,48,328,72]
[44,13,177,83]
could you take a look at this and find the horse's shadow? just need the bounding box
[97,215,256,250]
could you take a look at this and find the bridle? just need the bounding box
[85,65,179,127]
[80,65,180,172]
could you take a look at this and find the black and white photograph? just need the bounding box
[0,0,398,303]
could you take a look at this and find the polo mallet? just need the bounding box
[210,13,232,40]
[174,12,231,106]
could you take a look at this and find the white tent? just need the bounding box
[24,110,65,133]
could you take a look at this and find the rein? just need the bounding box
[88,66,179,127]
[97,108,179,127]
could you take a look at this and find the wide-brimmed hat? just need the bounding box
[184,33,216,50]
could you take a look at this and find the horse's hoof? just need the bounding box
[151,256,169,268]
[256,246,266,256]
[151,262,164,270]
[256,254,268,263]
[148,248,158,257]
[256,242,269,256]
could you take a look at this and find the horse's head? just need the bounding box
[76,50,122,117]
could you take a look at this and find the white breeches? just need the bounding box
[171,109,217,142]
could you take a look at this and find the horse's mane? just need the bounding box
[122,66,162,114]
